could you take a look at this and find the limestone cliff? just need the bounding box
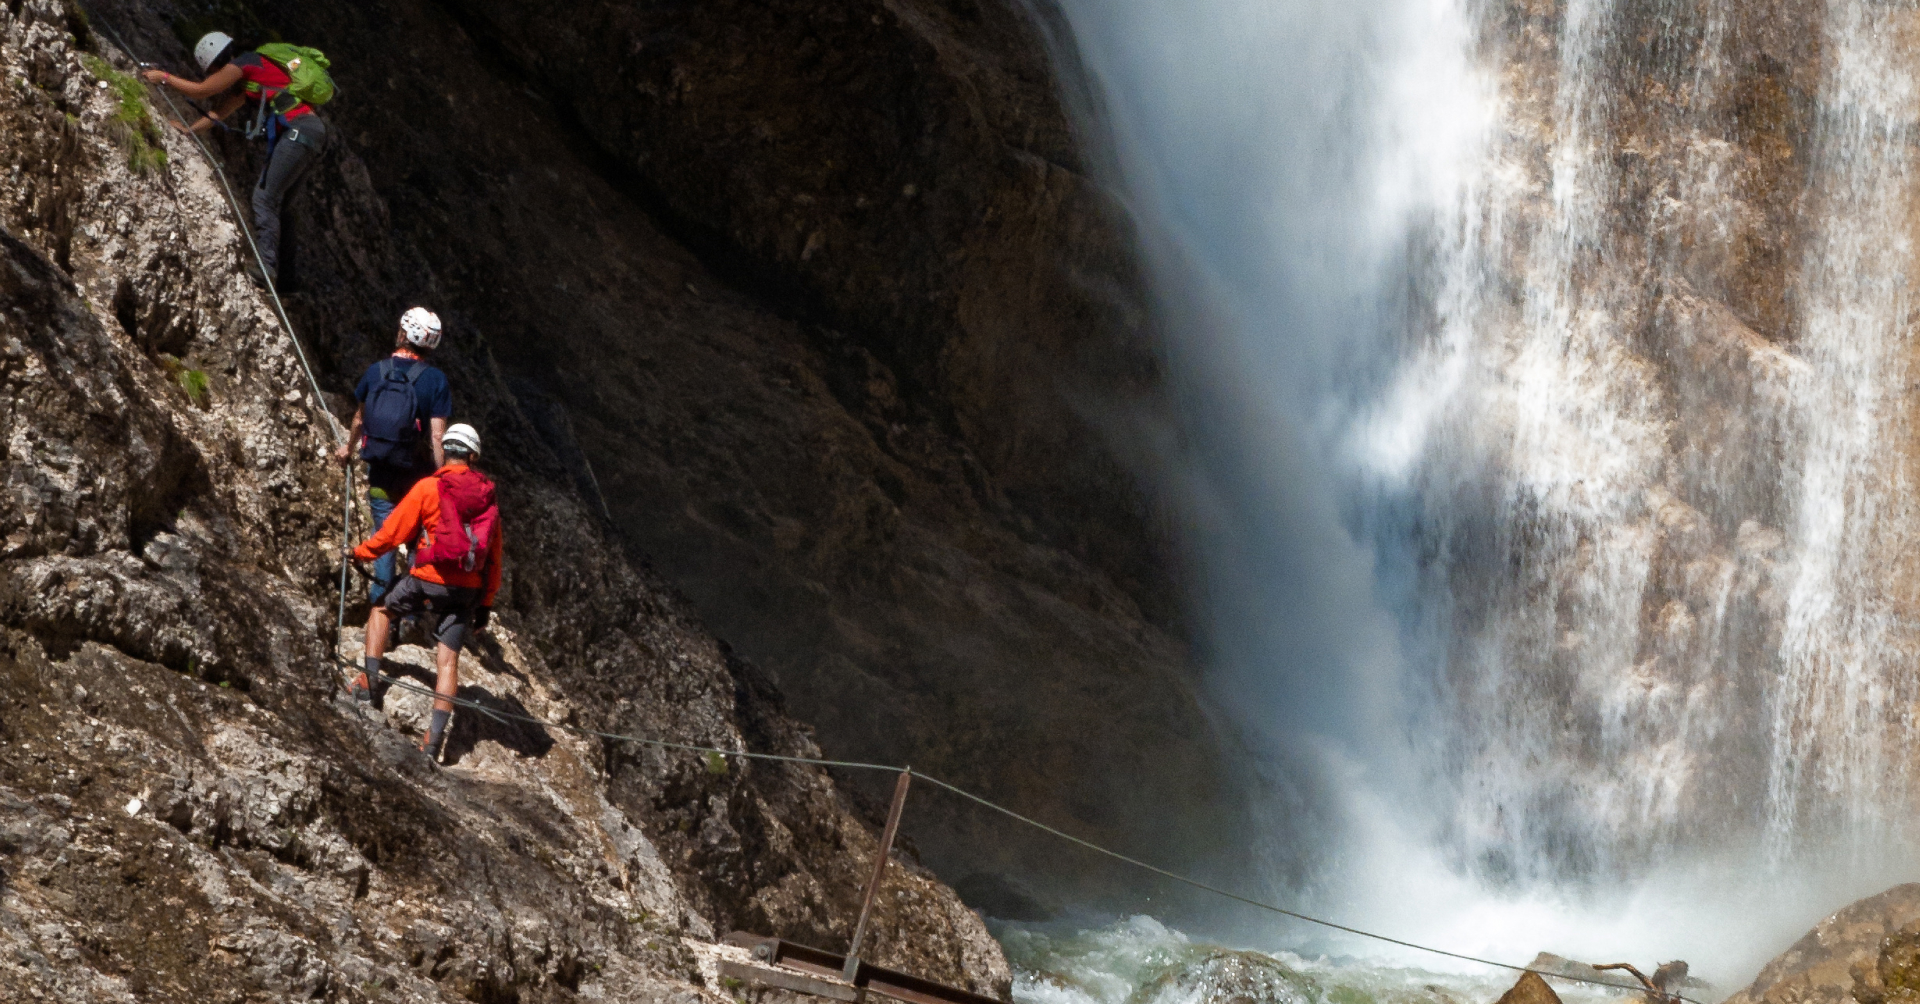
[0,2,1019,998]
[72,0,1246,904]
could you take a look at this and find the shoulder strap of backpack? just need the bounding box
[379,358,396,381]
[404,360,427,384]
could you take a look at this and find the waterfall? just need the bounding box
[1045,0,1920,971]
[1768,0,1918,865]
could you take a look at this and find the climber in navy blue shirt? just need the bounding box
[336,307,453,605]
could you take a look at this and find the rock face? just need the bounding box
[1370,0,1920,879]
[1852,914,1920,1004]
[1722,885,1920,1004]
[0,2,1018,999]
[1494,973,1565,1004]
[71,0,1246,901]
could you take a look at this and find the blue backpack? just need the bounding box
[360,359,427,466]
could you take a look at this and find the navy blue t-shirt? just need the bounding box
[354,353,452,497]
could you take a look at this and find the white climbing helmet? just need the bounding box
[399,306,443,350]
[193,32,234,72]
[442,423,482,458]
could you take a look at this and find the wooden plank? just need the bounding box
[722,933,1005,1004]
[719,959,861,1002]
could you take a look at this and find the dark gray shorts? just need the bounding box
[379,575,480,652]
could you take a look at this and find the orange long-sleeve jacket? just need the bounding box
[353,462,504,605]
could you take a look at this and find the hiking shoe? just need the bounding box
[349,671,390,708]
[418,727,447,764]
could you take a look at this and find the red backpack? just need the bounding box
[414,467,499,575]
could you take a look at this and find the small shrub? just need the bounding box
[704,750,729,776]
[79,54,167,174]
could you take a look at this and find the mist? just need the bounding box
[1038,0,1920,986]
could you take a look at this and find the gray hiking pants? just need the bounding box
[251,115,327,278]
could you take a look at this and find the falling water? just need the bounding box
[1040,0,1920,978]
[1767,0,1918,865]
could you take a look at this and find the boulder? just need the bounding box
[1850,916,1920,1004]
[1723,885,1920,1004]
[1496,972,1565,1004]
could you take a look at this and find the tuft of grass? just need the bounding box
[79,54,168,174]
[704,750,729,776]
[158,354,211,407]
[180,368,209,406]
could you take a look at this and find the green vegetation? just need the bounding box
[158,354,210,407]
[180,368,210,406]
[79,54,167,174]
[705,750,730,776]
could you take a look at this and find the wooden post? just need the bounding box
[844,767,912,983]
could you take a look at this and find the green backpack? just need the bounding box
[254,42,335,108]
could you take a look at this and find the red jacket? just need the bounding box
[353,462,503,605]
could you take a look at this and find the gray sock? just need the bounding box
[364,655,382,678]
[428,709,450,751]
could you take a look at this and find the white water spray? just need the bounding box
[1042,0,1920,982]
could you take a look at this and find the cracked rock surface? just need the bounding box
[71,0,1249,902]
[0,2,1011,999]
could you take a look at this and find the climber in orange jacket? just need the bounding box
[348,423,503,760]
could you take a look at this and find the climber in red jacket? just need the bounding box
[348,423,502,760]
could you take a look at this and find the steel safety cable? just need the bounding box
[80,11,1706,986]
[70,12,1700,996]
[336,465,354,629]
[911,773,1701,1002]
[83,10,361,635]
[84,11,343,445]
[336,657,1700,1002]
[336,655,905,773]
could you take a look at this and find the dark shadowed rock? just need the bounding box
[0,1,1014,998]
[75,0,1252,903]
